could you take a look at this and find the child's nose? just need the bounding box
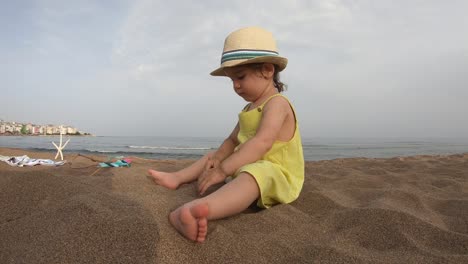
[233,81,240,89]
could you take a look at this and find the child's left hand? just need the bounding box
[198,167,227,195]
[205,155,220,171]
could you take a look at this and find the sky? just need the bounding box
[1,0,467,138]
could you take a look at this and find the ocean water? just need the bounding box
[1,136,468,161]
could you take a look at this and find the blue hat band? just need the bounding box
[221,49,279,64]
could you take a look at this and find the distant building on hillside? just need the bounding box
[0,120,90,136]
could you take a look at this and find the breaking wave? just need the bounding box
[128,145,212,150]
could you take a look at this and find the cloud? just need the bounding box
[3,0,468,137]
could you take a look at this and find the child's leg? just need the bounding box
[148,152,214,189]
[169,172,259,242]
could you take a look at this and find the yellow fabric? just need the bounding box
[233,94,305,208]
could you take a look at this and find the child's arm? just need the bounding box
[212,123,240,162]
[197,124,239,191]
[198,97,291,194]
[221,97,290,174]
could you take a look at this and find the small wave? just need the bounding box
[82,149,204,159]
[27,147,55,152]
[128,145,211,150]
[302,144,331,148]
[85,149,118,153]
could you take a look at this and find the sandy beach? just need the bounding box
[0,147,467,263]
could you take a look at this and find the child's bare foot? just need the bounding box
[148,169,180,190]
[169,203,209,243]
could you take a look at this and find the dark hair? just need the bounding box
[248,63,287,93]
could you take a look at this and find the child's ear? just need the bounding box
[261,63,275,78]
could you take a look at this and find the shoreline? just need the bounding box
[2,145,468,162]
[3,136,468,162]
[0,134,95,137]
[1,147,467,263]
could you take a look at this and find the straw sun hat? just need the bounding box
[210,26,288,76]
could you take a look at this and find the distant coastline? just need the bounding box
[0,134,94,137]
[0,120,93,136]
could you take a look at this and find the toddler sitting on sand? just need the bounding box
[148,26,305,242]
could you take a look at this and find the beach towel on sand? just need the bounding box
[0,155,66,167]
[98,158,131,168]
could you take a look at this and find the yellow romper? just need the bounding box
[233,94,305,208]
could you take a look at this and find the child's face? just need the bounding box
[224,64,275,102]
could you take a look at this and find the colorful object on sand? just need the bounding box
[98,158,132,168]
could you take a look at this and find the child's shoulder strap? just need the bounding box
[243,94,287,112]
